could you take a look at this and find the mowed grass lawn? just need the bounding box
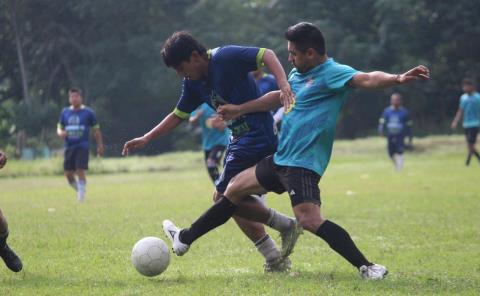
[0,136,479,295]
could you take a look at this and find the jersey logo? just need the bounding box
[305,77,315,87]
[289,189,296,196]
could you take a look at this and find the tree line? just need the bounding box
[1,0,479,156]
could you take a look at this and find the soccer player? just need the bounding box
[0,150,23,272]
[122,31,299,272]
[57,88,104,202]
[378,93,412,170]
[163,22,430,279]
[451,78,480,165]
[189,103,229,183]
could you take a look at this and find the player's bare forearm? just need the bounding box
[262,49,295,110]
[351,65,430,89]
[144,112,183,141]
[218,91,281,121]
[94,129,104,155]
[57,127,67,139]
[451,109,462,129]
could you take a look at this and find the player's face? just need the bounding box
[287,42,311,73]
[462,83,475,94]
[69,92,82,108]
[174,52,204,80]
[391,95,402,108]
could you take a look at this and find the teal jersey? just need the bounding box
[459,92,480,128]
[274,58,357,176]
[191,103,230,150]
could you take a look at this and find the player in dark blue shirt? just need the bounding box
[57,88,104,202]
[0,150,23,273]
[122,31,298,272]
[252,69,284,132]
[378,93,412,170]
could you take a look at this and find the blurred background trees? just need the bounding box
[1,0,479,156]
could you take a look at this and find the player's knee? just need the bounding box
[297,212,325,233]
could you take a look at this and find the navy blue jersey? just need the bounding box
[58,106,99,149]
[173,46,276,147]
[379,107,411,136]
[256,73,278,96]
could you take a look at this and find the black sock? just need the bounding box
[466,152,472,165]
[316,220,371,268]
[0,231,8,250]
[207,166,220,183]
[179,196,237,245]
[473,150,480,161]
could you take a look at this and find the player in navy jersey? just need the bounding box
[162,22,429,279]
[123,31,298,272]
[189,103,230,183]
[0,150,23,272]
[378,93,412,170]
[57,88,104,202]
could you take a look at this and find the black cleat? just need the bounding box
[0,244,23,272]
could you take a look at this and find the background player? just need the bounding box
[189,103,229,183]
[451,78,480,166]
[162,22,430,279]
[252,68,284,131]
[57,88,104,202]
[378,93,412,170]
[0,150,23,272]
[123,31,298,272]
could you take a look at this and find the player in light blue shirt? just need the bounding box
[167,22,430,280]
[451,78,480,165]
[190,103,230,183]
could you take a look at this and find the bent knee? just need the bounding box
[297,215,326,233]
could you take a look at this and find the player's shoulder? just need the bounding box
[324,58,355,74]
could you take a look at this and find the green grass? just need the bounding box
[1,136,479,295]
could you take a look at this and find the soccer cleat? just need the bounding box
[280,219,303,258]
[264,256,291,273]
[359,263,388,280]
[0,244,23,272]
[162,220,190,256]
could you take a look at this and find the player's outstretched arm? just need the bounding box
[94,129,104,156]
[217,90,282,121]
[122,112,183,156]
[451,109,463,129]
[262,50,295,110]
[350,65,430,89]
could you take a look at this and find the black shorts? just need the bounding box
[387,134,405,157]
[64,147,89,171]
[464,127,479,145]
[204,145,226,164]
[255,155,321,207]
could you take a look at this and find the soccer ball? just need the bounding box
[131,236,170,277]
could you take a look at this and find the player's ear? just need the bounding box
[306,48,316,59]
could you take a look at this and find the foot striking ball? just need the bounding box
[131,236,170,277]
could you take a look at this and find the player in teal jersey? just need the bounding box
[451,78,480,165]
[0,150,23,272]
[163,22,429,279]
[189,103,230,183]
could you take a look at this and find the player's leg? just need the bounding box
[394,135,405,171]
[464,128,475,165]
[75,148,89,202]
[205,145,224,183]
[469,127,480,162]
[282,167,386,279]
[64,148,77,191]
[387,136,395,166]
[0,209,22,272]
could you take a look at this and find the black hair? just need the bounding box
[68,87,82,95]
[285,22,326,55]
[161,31,207,68]
[462,78,475,86]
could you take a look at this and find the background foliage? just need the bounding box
[1,0,479,155]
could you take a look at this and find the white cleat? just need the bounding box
[76,192,85,203]
[359,263,388,280]
[162,220,190,256]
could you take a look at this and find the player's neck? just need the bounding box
[71,104,82,110]
[308,55,328,71]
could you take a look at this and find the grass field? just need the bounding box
[0,136,479,295]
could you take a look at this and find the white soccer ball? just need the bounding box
[131,236,170,277]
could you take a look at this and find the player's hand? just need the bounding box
[97,145,104,157]
[217,104,242,121]
[397,65,430,84]
[0,150,7,169]
[58,130,68,139]
[450,121,457,129]
[209,116,226,131]
[279,84,296,113]
[122,136,149,156]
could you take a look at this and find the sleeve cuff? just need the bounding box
[173,108,190,120]
[256,48,266,69]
